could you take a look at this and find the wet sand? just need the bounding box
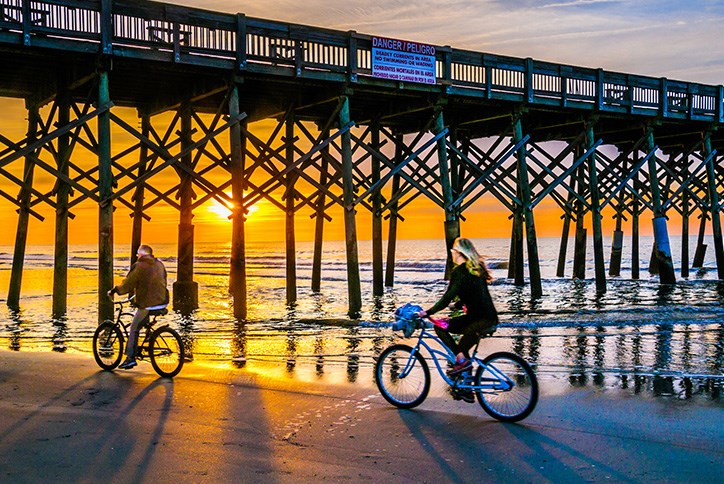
[0,350,721,482]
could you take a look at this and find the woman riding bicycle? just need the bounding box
[418,237,498,375]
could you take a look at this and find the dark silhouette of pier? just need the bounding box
[0,0,722,321]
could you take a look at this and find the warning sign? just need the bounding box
[371,36,436,85]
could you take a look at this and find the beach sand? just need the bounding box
[0,349,721,482]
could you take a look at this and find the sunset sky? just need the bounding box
[0,0,721,247]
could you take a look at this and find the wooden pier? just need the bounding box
[0,0,722,321]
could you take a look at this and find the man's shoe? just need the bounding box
[447,358,472,377]
[119,358,137,370]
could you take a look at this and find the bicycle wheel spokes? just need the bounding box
[475,352,538,422]
[375,344,430,409]
[150,327,184,378]
[92,321,124,370]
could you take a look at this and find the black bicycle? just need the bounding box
[92,298,185,378]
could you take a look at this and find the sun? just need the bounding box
[206,196,258,221]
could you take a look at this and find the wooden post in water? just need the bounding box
[7,102,39,310]
[513,113,542,297]
[509,209,524,284]
[703,130,724,279]
[573,147,587,280]
[371,123,383,297]
[645,126,676,284]
[434,109,459,280]
[680,153,690,278]
[229,84,247,319]
[692,214,708,268]
[340,96,362,317]
[52,85,71,318]
[311,129,329,292]
[631,150,641,279]
[609,152,624,277]
[98,70,114,323]
[384,134,402,287]
[556,213,571,278]
[285,114,297,304]
[556,169,579,278]
[130,113,150,267]
[586,120,606,292]
[173,101,199,311]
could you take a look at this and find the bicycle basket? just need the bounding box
[392,303,423,338]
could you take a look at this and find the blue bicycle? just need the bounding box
[375,316,538,422]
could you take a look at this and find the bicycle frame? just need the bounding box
[403,325,514,392]
[112,299,167,356]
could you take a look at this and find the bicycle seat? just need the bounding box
[148,308,168,316]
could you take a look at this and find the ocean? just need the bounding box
[1,236,722,402]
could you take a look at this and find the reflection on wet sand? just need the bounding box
[231,320,247,367]
[8,309,22,351]
[52,317,68,353]
[3,310,722,403]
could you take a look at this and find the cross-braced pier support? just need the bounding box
[98,69,114,322]
[228,84,247,320]
[173,102,200,312]
[7,103,39,311]
[340,96,362,317]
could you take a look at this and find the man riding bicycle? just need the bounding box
[108,244,169,369]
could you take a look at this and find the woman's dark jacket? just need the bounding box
[426,263,498,324]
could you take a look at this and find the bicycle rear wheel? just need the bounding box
[375,344,430,409]
[150,327,185,378]
[475,351,538,422]
[93,321,124,370]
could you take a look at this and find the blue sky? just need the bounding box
[177,0,724,85]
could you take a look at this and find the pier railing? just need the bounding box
[0,0,722,122]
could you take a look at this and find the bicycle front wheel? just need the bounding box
[475,351,538,422]
[150,327,185,378]
[375,344,430,409]
[93,321,124,370]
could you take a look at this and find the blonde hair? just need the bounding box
[452,237,492,282]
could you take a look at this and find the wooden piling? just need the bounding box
[229,84,247,319]
[509,209,525,284]
[692,213,707,268]
[340,96,362,317]
[703,131,724,279]
[573,152,587,280]
[434,109,459,280]
[556,214,571,277]
[586,121,606,292]
[285,114,297,304]
[52,88,71,318]
[609,154,624,277]
[98,70,114,323]
[371,123,383,297]
[631,162,641,280]
[130,114,150,267]
[513,114,542,297]
[556,168,579,278]
[7,102,39,310]
[173,101,199,311]
[384,134,402,287]
[645,126,676,284]
[311,129,329,293]
[680,153,690,278]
